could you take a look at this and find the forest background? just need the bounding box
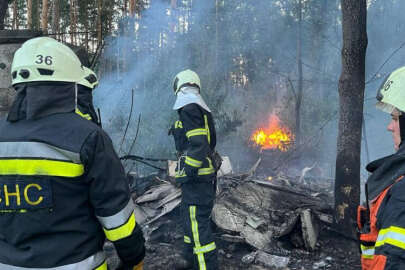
[1,0,401,184]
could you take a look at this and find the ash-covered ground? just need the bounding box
[105,172,361,270]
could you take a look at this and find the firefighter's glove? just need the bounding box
[184,164,199,178]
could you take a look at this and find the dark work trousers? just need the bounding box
[180,177,218,270]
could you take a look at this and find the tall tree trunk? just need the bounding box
[295,0,303,146]
[123,0,128,15]
[215,0,219,74]
[83,2,89,52]
[32,0,39,30]
[13,0,18,29]
[27,0,33,29]
[129,0,135,16]
[334,0,367,239]
[70,0,77,45]
[97,0,102,45]
[52,0,60,36]
[41,0,48,33]
[0,0,9,30]
[73,0,77,44]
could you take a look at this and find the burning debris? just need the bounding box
[251,114,294,152]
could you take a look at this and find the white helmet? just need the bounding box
[173,69,201,95]
[376,66,405,114]
[78,67,98,90]
[11,37,84,86]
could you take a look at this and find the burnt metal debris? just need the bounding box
[105,157,360,270]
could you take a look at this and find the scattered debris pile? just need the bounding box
[106,158,360,269]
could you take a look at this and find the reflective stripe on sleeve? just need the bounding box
[186,128,208,138]
[204,115,211,144]
[0,159,84,177]
[376,226,405,250]
[0,142,81,163]
[103,212,136,242]
[97,199,135,230]
[185,156,203,168]
[0,251,106,270]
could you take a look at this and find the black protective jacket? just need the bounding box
[0,82,144,269]
[170,103,217,184]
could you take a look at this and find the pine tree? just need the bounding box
[41,0,49,32]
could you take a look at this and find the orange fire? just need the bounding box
[251,114,294,152]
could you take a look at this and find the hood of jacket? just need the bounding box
[366,144,405,200]
[7,81,76,122]
[77,85,99,125]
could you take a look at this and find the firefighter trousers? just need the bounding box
[180,181,218,270]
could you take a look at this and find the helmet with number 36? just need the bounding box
[11,37,84,86]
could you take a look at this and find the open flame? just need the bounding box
[251,114,294,152]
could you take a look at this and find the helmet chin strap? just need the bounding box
[399,114,405,148]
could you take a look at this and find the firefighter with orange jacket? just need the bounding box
[358,66,405,269]
[169,70,218,270]
[0,37,145,270]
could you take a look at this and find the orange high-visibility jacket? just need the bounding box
[359,149,405,270]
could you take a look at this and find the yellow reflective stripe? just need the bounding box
[186,128,208,138]
[95,261,108,270]
[97,200,135,229]
[190,206,201,246]
[190,206,207,270]
[0,159,84,177]
[361,244,375,251]
[194,242,216,254]
[362,255,374,259]
[379,226,405,236]
[185,156,203,168]
[198,168,215,175]
[376,237,405,250]
[184,235,192,243]
[198,158,215,175]
[360,244,375,256]
[376,226,405,250]
[204,115,210,144]
[0,209,27,213]
[175,121,183,128]
[75,108,92,120]
[104,212,136,242]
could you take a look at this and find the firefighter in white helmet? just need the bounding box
[358,66,405,269]
[76,66,101,125]
[0,37,145,270]
[169,69,219,269]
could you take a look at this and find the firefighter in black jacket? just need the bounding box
[170,70,218,270]
[358,66,405,269]
[0,37,145,270]
[76,66,101,126]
